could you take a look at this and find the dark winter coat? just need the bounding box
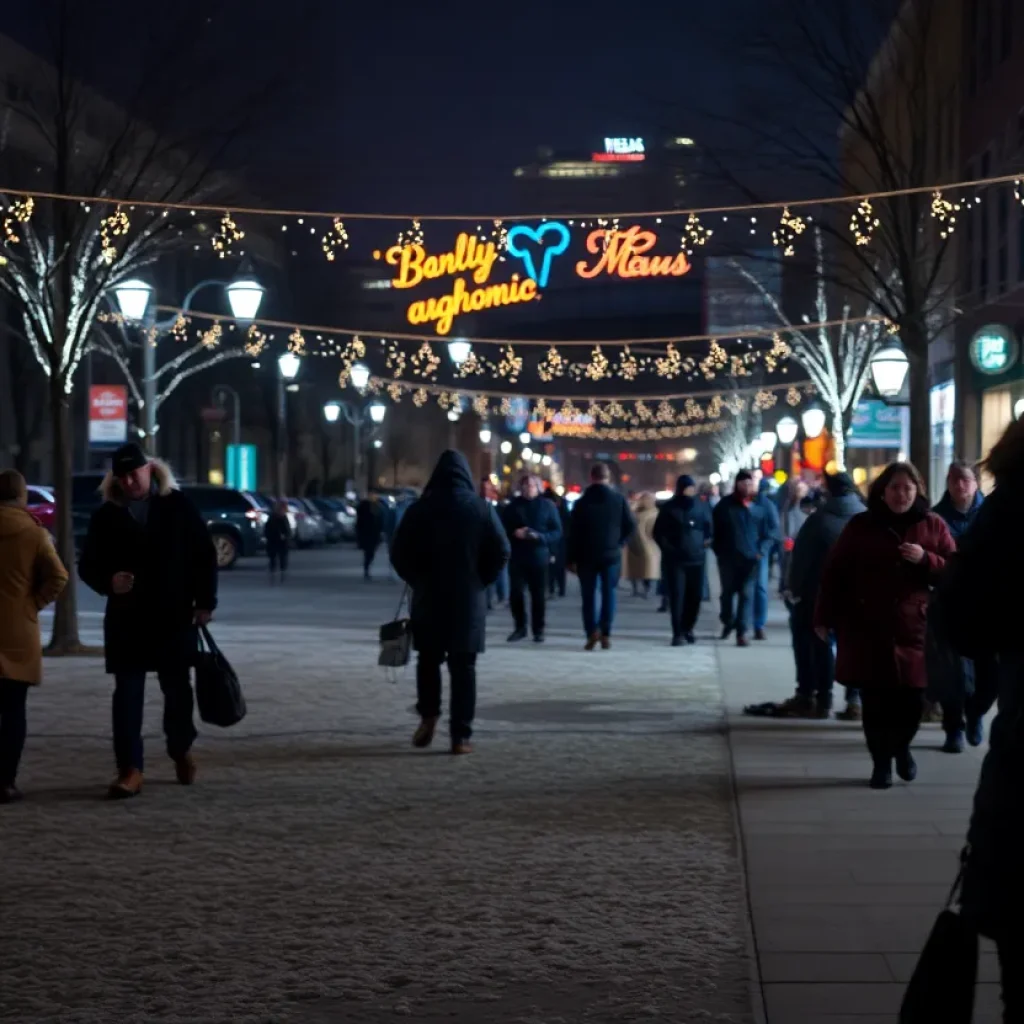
[566,483,635,570]
[355,499,384,551]
[756,479,782,542]
[932,489,983,541]
[264,513,292,552]
[545,493,571,557]
[814,505,955,690]
[503,494,562,568]
[711,494,774,564]
[949,477,1024,938]
[78,460,218,675]
[786,491,866,603]
[390,450,509,654]
[652,494,713,566]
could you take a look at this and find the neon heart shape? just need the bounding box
[506,222,571,288]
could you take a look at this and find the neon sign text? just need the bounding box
[575,226,692,280]
[605,137,644,154]
[505,222,572,288]
[385,233,498,289]
[405,275,537,336]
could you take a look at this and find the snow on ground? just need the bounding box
[4,623,752,1023]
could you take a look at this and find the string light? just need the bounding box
[849,199,879,246]
[243,323,266,356]
[930,191,959,239]
[3,196,33,243]
[538,345,568,381]
[497,345,522,383]
[410,341,440,379]
[583,346,611,382]
[100,206,130,264]
[212,212,244,258]
[683,212,713,252]
[1015,181,1024,207]
[171,314,190,343]
[287,328,306,355]
[786,387,802,406]
[773,207,807,257]
[321,218,349,260]
[201,322,223,349]
[396,219,424,248]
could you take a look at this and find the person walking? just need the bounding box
[930,460,995,753]
[264,499,292,584]
[938,420,1024,1015]
[78,443,218,799]
[624,492,660,598]
[567,463,635,650]
[0,470,68,804]
[778,478,810,595]
[814,462,955,789]
[712,471,773,648]
[503,474,562,643]
[753,477,781,638]
[391,450,509,755]
[480,478,509,610]
[355,492,385,580]
[779,472,865,719]
[544,489,571,599]
[653,475,713,646]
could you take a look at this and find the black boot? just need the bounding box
[869,759,893,789]
[894,749,917,782]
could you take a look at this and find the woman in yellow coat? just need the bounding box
[0,469,69,803]
[624,492,661,597]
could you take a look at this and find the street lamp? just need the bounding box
[278,351,301,381]
[479,427,492,444]
[521,446,533,461]
[226,274,265,321]
[448,339,472,366]
[759,430,777,455]
[447,408,460,422]
[369,401,387,425]
[870,344,910,398]
[323,401,341,424]
[801,406,826,440]
[500,440,512,454]
[519,432,531,444]
[113,279,153,321]
[350,362,370,392]
[776,416,798,445]
[275,352,301,495]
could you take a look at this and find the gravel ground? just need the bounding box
[3,619,753,1024]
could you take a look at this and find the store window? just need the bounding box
[930,381,956,501]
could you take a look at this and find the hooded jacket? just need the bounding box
[78,459,218,674]
[653,492,713,566]
[932,489,983,541]
[786,490,865,602]
[0,504,68,684]
[390,450,509,653]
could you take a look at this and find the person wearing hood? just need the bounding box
[503,473,562,643]
[779,472,865,719]
[930,460,995,752]
[79,443,217,799]
[390,450,509,755]
[0,470,68,804]
[653,475,713,645]
[567,463,635,650]
[752,477,781,638]
[815,462,955,789]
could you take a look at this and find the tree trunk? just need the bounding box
[46,374,84,654]
[906,344,931,495]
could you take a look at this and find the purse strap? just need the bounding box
[946,845,970,909]
[391,584,410,621]
[199,624,222,657]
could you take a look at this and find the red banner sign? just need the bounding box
[89,385,128,445]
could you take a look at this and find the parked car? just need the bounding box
[286,498,323,548]
[26,485,56,534]
[180,485,266,569]
[308,497,356,543]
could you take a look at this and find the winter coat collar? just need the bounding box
[100,459,176,505]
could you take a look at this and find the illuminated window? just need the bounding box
[672,137,696,147]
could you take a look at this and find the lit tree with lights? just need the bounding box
[711,389,760,482]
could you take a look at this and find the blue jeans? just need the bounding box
[719,557,757,636]
[579,563,620,637]
[112,670,197,774]
[753,554,770,630]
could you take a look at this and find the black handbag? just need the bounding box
[379,586,412,668]
[194,625,247,728]
[899,849,978,1023]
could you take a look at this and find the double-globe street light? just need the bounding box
[112,271,265,454]
[323,362,386,493]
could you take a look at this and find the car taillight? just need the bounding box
[245,509,260,521]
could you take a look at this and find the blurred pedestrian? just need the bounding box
[504,474,561,643]
[568,463,635,650]
[0,469,68,804]
[624,492,660,598]
[391,450,509,755]
[778,472,865,719]
[815,462,955,789]
[79,443,217,799]
[480,478,509,610]
[930,460,995,753]
[355,491,384,580]
[779,478,810,595]
[712,471,774,648]
[544,489,571,599]
[940,420,1024,1011]
[753,477,781,638]
[653,475,713,646]
[264,499,292,583]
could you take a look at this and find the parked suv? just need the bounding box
[181,485,266,569]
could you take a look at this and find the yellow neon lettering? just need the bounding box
[386,243,426,288]
[519,277,537,301]
[469,288,486,310]
[407,299,428,324]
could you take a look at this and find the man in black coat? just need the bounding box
[390,450,509,754]
[78,443,217,799]
[653,474,713,646]
[355,492,384,580]
[503,474,562,643]
[567,463,635,649]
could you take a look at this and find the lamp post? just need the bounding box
[870,344,911,403]
[276,351,301,495]
[112,268,265,455]
[448,339,472,366]
[801,406,826,440]
[327,379,387,494]
[212,385,242,486]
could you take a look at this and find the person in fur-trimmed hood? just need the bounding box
[79,443,217,799]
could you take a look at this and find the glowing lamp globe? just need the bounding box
[447,408,460,423]
[519,432,531,444]
[776,416,798,445]
[759,430,778,453]
[448,339,472,365]
[500,440,512,454]
[1016,398,1024,420]
[801,406,826,439]
[478,428,492,444]
[278,351,301,380]
[323,401,341,423]
[113,279,153,321]
[349,362,370,392]
[870,345,910,398]
[369,402,387,425]
[226,276,265,321]
[709,472,722,485]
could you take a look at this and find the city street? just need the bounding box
[14,546,754,1024]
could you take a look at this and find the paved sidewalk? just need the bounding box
[719,601,1003,1024]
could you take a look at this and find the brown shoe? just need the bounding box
[451,741,474,755]
[754,628,767,641]
[835,703,863,722]
[775,696,818,719]
[412,717,438,749]
[736,635,750,648]
[584,632,601,651]
[107,769,143,799]
[600,635,611,650]
[173,753,197,786]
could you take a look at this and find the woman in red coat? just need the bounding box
[815,462,955,789]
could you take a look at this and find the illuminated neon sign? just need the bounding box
[505,222,572,287]
[378,233,539,336]
[576,226,691,279]
[592,137,645,162]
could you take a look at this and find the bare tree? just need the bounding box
[711,392,760,482]
[730,229,889,469]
